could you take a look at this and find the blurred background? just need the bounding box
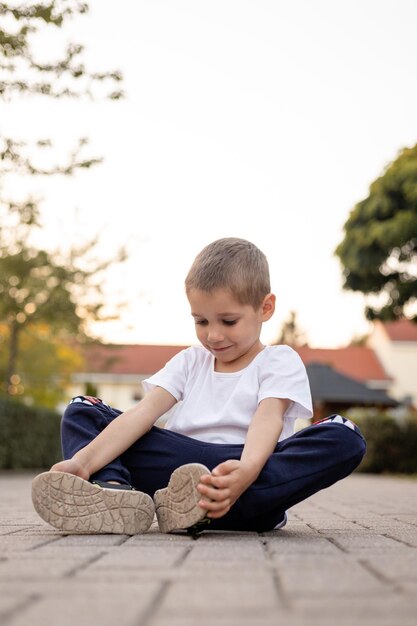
[0,0,416,473]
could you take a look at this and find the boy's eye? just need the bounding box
[195,319,208,326]
[223,320,237,326]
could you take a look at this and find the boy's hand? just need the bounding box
[197,460,256,519]
[50,458,90,481]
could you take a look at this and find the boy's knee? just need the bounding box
[62,396,121,427]
[314,414,366,466]
[332,421,366,468]
[68,395,104,407]
[62,396,103,421]
[346,429,366,463]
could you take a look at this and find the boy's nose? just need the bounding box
[207,326,224,343]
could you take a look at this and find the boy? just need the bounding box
[32,238,366,536]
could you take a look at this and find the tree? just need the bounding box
[273,310,307,346]
[0,1,122,100]
[335,144,417,322]
[0,204,126,396]
[0,321,83,407]
[0,2,125,398]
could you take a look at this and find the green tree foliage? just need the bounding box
[0,321,83,407]
[335,144,417,321]
[0,1,123,100]
[0,203,126,396]
[0,2,126,400]
[0,194,127,401]
[1,0,123,180]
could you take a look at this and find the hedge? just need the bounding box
[0,396,62,469]
[350,411,417,474]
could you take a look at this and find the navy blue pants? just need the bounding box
[61,397,366,532]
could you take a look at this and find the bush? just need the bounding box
[350,411,417,474]
[0,396,62,469]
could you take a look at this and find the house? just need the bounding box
[305,362,397,420]
[294,345,392,392]
[68,333,400,415]
[291,345,397,419]
[367,319,417,407]
[69,343,187,409]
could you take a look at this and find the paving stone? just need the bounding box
[323,532,411,553]
[9,526,61,537]
[0,591,39,620]
[272,618,417,626]
[394,514,417,527]
[151,617,287,626]
[82,545,188,569]
[398,581,417,594]
[180,529,261,541]
[177,562,269,577]
[125,531,193,544]
[125,529,260,543]
[271,554,387,594]
[184,539,265,563]
[1,472,417,626]
[4,581,160,626]
[265,535,341,554]
[0,535,59,553]
[73,569,166,583]
[73,562,273,585]
[289,591,417,618]
[363,553,417,582]
[303,518,362,531]
[0,556,90,581]
[380,527,417,547]
[52,534,129,546]
[0,528,22,536]
[23,546,108,560]
[262,522,319,536]
[158,575,280,617]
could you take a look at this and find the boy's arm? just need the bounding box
[198,397,290,519]
[50,386,176,480]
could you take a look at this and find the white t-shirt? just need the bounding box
[142,345,313,444]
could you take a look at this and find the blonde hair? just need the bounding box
[185,237,270,308]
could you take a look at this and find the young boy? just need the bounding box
[32,237,366,537]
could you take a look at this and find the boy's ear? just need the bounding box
[260,293,276,321]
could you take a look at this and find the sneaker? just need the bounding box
[273,512,288,530]
[154,463,211,533]
[186,517,212,539]
[31,471,155,535]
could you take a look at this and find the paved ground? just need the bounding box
[0,472,416,626]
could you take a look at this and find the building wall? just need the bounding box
[66,377,170,427]
[68,376,145,411]
[369,327,417,406]
[378,343,417,405]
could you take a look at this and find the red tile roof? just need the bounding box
[295,345,391,383]
[378,319,417,342]
[80,344,187,376]
[80,342,391,385]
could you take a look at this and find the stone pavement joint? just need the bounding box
[0,472,416,626]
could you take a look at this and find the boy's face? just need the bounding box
[187,288,275,372]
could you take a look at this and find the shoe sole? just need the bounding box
[154,463,211,533]
[31,471,155,535]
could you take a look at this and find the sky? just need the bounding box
[3,0,417,347]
